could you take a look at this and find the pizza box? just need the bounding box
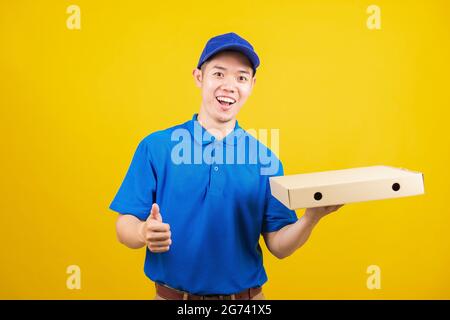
[269,165,425,209]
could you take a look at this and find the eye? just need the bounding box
[213,72,224,77]
[239,76,248,81]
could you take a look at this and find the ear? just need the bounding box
[192,68,203,88]
[248,76,256,92]
[245,76,256,97]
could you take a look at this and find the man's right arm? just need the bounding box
[115,204,172,252]
[116,214,146,249]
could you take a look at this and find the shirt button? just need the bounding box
[214,166,219,172]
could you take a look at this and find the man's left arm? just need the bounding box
[263,204,344,259]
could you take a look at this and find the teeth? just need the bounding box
[216,96,236,104]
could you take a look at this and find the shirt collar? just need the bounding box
[187,113,244,146]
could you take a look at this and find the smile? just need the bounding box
[216,96,236,106]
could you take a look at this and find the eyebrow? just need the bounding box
[211,65,251,75]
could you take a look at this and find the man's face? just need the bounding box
[193,51,256,123]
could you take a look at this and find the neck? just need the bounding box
[197,108,236,140]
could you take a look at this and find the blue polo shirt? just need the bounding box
[109,114,298,295]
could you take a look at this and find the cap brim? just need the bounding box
[197,44,260,72]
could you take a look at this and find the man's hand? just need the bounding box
[304,204,345,222]
[263,203,345,259]
[139,203,172,253]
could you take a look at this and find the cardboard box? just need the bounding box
[269,165,425,210]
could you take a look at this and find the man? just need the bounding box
[110,32,343,300]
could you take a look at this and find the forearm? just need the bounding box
[273,213,322,259]
[116,214,146,249]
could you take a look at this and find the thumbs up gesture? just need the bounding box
[140,203,172,253]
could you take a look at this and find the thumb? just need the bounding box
[148,203,162,222]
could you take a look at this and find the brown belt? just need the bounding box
[155,283,262,300]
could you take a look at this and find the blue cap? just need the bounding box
[197,32,260,74]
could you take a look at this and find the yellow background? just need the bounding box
[1,0,449,299]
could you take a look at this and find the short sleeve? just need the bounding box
[109,138,156,220]
[262,160,298,233]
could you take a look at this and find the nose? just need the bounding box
[220,83,235,94]
[222,87,235,94]
[220,76,236,93]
